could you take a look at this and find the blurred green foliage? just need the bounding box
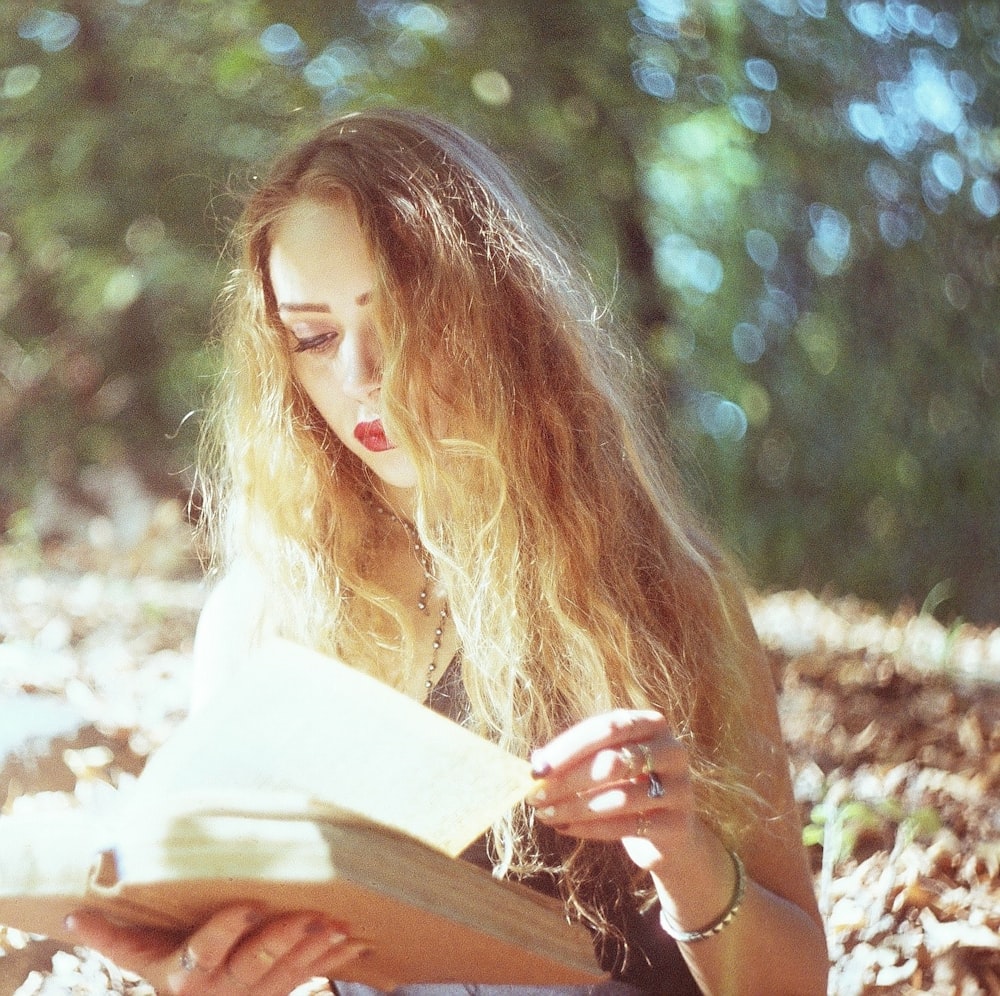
[0,0,997,621]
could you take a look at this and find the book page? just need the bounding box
[0,806,102,899]
[126,639,535,856]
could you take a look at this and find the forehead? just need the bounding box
[268,198,374,304]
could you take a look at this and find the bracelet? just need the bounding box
[659,848,746,943]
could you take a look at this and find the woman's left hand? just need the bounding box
[526,709,701,872]
[66,905,365,995]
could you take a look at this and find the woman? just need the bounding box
[69,108,828,995]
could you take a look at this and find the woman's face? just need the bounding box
[268,197,419,504]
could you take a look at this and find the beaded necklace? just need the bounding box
[373,503,449,694]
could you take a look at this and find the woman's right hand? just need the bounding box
[66,904,367,994]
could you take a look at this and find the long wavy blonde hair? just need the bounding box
[198,107,765,948]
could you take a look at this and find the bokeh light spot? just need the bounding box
[745,58,778,91]
[848,102,883,142]
[17,10,80,52]
[929,150,963,193]
[260,23,306,66]
[633,60,676,100]
[745,229,779,269]
[694,392,749,442]
[733,322,767,363]
[971,178,1000,218]
[471,70,512,106]
[2,65,42,100]
[806,204,851,275]
[655,234,724,293]
[730,94,771,133]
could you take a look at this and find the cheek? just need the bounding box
[293,361,344,416]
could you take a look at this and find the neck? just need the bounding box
[369,480,418,524]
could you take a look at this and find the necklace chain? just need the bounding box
[372,503,449,693]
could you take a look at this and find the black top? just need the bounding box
[332,658,702,996]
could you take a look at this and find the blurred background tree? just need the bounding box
[0,0,997,621]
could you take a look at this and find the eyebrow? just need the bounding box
[278,291,371,313]
[278,302,329,314]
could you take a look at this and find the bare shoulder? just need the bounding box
[190,560,273,711]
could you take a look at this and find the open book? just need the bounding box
[0,640,604,988]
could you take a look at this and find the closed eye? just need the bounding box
[292,329,340,353]
[284,318,341,354]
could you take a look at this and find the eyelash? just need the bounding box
[292,329,340,354]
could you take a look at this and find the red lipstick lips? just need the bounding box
[354,419,396,453]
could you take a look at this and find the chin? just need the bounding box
[363,454,419,492]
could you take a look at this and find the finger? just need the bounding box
[166,906,264,993]
[533,768,689,829]
[530,710,667,776]
[230,923,366,996]
[273,931,371,995]
[66,910,183,965]
[543,803,692,844]
[529,734,687,809]
[224,913,327,982]
[175,906,263,977]
[223,913,346,987]
[615,740,688,801]
[308,938,372,981]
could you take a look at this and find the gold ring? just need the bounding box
[635,742,655,774]
[635,813,653,838]
[618,745,639,774]
[258,948,277,966]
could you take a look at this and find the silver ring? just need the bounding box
[180,947,197,973]
[635,813,653,838]
[632,743,665,798]
[622,742,664,798]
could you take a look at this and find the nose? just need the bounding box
[340,326,381,401]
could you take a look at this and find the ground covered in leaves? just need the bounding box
[1,505,998,995]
